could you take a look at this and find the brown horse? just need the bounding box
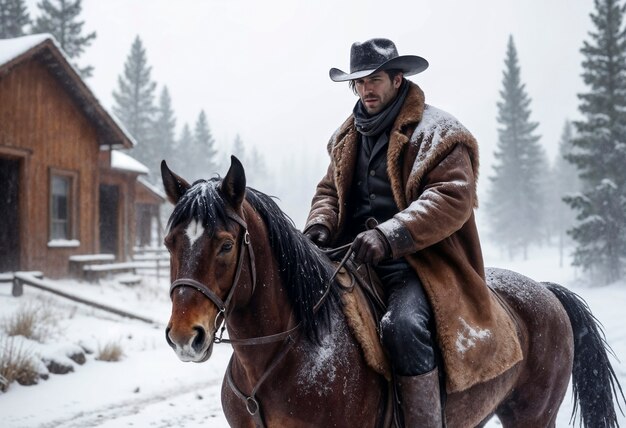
[161,156,624,428]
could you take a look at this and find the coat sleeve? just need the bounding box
[376,144,476,258]
[304,161,340,236]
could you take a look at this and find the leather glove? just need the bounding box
[352,229,391,265]
[304,224,331,247]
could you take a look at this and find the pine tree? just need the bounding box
[232,134,246,163]
[487,35,548,259]
[189,110,218,180]
[551,121,581,266]
[565,0,626,283]
[0,0,31,38]
[149,86,177,181]
[112,36,157,165]
[31,0,96,77]
[170,123,193,175]
[226,134,271,190]
[247,146,270,188]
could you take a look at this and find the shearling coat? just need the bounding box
[305,81,522,393]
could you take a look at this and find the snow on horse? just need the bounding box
[162,156,624,427]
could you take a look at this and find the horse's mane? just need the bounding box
[167,178,340,343]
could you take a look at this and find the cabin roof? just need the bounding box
[111,150,149,175]
[137,176,166,202]
[0,34,136,149]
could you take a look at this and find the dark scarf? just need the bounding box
[353,80,410,138]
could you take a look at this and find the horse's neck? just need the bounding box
[226,214,295,377]
[229,250,293,338]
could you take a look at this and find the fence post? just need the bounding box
[12,277,23,297]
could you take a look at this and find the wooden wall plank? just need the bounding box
[0,59,100,277]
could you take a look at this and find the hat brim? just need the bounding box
[329,55,428,82]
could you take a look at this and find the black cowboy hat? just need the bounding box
[329,38,428,82]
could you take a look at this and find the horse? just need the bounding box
[161,156,624,428]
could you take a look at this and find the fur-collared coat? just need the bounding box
[305,81,522,393]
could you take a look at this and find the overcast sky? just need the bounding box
[23,0,595,221]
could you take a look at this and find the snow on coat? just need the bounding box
[305,81,523,393]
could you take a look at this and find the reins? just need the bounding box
[315,242,353,312]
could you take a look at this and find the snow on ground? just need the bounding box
[1,243,625,427]
[0,274,232,428]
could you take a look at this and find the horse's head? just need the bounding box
[161,156,249,362]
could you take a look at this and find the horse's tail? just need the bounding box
[544,282,625,428]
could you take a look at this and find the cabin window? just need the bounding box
[49,170,77,242]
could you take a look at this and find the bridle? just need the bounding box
[168,209,295,427]
[170,210,259,344]
[168,209,353,428]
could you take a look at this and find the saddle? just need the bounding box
[334,260,392,381]
[334,260,404,427]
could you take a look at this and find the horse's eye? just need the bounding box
[221,241,234,253]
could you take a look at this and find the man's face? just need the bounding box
[354,71,403,115]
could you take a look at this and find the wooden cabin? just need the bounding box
[0,34,163,277]
[135,177,166,248]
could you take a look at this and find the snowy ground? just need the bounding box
[1,243,625,427]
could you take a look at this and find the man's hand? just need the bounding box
[304,224,331,247]
[352,229,390,265]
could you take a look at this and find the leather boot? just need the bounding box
[397,368,443,427]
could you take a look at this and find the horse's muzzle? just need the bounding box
[165,323,214,362]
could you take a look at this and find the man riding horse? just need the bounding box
[304,38,523,427]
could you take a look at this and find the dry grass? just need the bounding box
[0,336,39,392]
[96,341,124,362]
[1,300,59,342]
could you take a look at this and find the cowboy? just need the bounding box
[304,38,521,427]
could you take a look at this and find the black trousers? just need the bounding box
[375,260,436,376]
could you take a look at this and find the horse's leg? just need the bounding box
[489,281,573,428]
[444,364,519,427]
[496,394,563,428]
[494,350,570,428]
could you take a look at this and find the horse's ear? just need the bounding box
[221,155,246,211]
[161,160,191,204]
